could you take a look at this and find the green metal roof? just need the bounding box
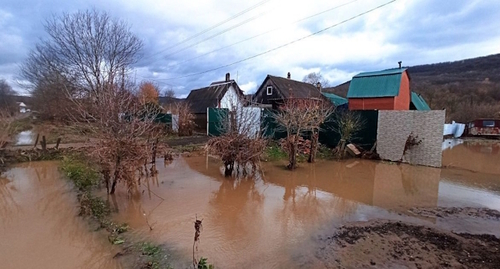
[347,68,407,98]
[322,92,348,106]
[411,92,431,110]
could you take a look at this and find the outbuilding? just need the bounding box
[347,68,411,110]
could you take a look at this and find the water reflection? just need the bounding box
[14,130,34,145]
[443,139,500,175]
[0,162,120,269]
[107,140,500,268]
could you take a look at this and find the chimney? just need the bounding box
[287,72,291,79]
[398,61,402,69]
[316,82,322,92]
[225,72,230,82]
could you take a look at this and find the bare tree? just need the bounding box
[0,79,16,114]
[305,101,334,163]
[271,98,333,169]
[302,72,330,88]
[20,9,143,100]
[163,88,176,98]
[20,9,158,195]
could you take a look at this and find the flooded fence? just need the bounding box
[261,109,379,150]
[261,109,445,167]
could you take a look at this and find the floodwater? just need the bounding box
[110,139,500,268]
[14,130,34,145]
[0,161,120,269]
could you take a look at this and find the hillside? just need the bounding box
[324,53,500,122]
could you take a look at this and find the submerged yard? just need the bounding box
[0,138,499,268]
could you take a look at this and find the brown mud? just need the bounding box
[308,207,500,269]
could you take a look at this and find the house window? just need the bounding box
[266,86,273,95]
[483,120,495,127]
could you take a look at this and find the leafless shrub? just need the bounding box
[271,98,333,169]
[0,111,14,149]
[174,102,196,136]
[73,86,161,195]
[207,101,266,177]
[331,111,366,159]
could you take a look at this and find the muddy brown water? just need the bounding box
[0,161,120,269]
[107,139,500,268]
[0,139,499,268]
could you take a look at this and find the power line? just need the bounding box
[155,0,398,81]
[157,9,270,61]
[173,0,360,66]
[141,0,272,61]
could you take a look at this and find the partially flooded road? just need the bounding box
[109,139,500,268]
[0,161,120,269]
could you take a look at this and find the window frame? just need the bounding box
[483,120,495,127]
[266,86,273,95]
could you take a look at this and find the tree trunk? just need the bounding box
[151,138,158,163]
[308,130,319,163]
[110,156,121,194]
[287,135,297,170]
[224,161,234,177]
[103,169,110,194]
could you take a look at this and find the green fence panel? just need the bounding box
[208,108,228,136]
[318,110,378,150]
[154,113,172,124]
[261,109,287,140]
[262,109,378,150]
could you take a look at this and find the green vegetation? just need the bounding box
[263,143,287,161]
[137,242,170,269]
[197,257,215,269]
[9,116,33,135]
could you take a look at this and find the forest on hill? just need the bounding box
[325,53,500,122]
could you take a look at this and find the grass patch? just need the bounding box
[263,143,287,161]
[60,157,100,191]
[9,116,34,135]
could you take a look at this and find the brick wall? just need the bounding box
[377,110,445,167]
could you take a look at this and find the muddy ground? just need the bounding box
[310,207,500,269]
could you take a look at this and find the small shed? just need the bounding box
[347,68,410,110]
[322,92,348,111]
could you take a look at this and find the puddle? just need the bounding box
[0,161,120,269]
[14,130,34,145]
[108,139,500,268]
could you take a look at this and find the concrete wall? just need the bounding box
[377,110,445,167]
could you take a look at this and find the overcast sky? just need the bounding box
[1,0,500,97]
